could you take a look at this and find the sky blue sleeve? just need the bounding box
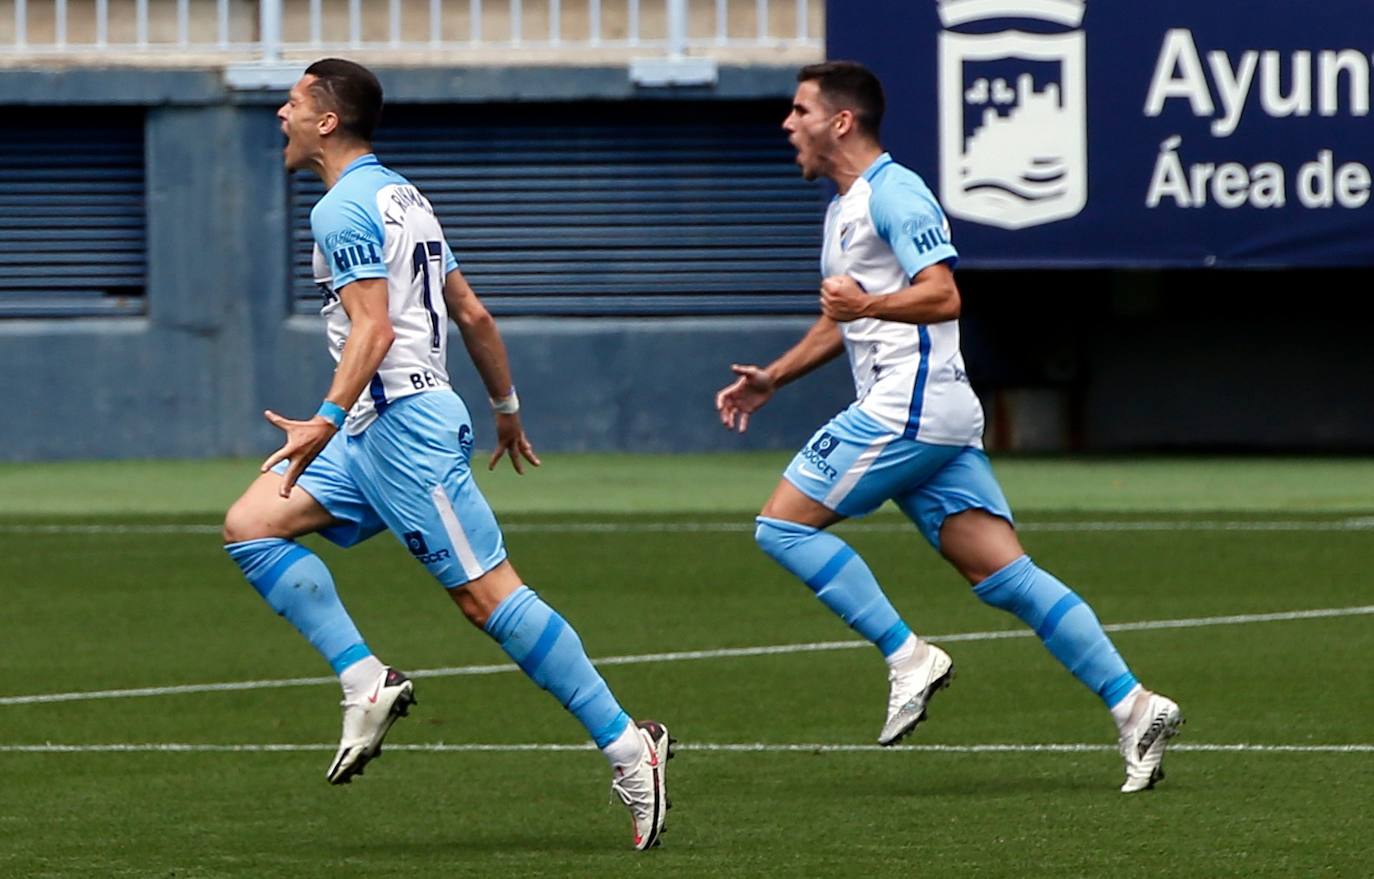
[442,239,459,274]
[311,193,388,289]
[869,179,959,279]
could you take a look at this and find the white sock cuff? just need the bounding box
[339,655,386,703]
[884,633,921,668]
[602,721,644,768]
[1110,684,1146,728]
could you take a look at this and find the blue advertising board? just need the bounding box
[826,0,1373,266]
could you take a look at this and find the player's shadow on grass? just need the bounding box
[781,763,1107,798]
[332,832,617,856]
[335,835,615,857]
[866,776,1108,797]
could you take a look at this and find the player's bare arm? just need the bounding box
[442,267,541,474]
[260,276,394,495]
[820,262,961,324]
[715,317,845,433]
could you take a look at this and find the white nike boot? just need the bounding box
[1118,689,1183,793]
[326,667,416,785]
[878,642,954,746]
[609,720,675,850]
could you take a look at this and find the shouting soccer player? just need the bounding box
[221,59,672,848]
[715,61,1182,792]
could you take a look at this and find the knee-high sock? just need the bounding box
[483,586,630,748]
[973,555,1137,707]
[755,516,912,657]
[225,538,372,674]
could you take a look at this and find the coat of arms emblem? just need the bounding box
[938,0,1088,229]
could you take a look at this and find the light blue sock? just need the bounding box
[483,585,630,747]
[225,538,372,674]
[755,516,912,657]
[973,555,1138,707]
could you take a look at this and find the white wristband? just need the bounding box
[490,388,520,415]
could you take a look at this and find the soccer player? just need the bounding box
[221,59,672,848]
[714,61,1182,793]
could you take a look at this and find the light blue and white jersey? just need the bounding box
[822,152,984,446]
[310,153,460,435]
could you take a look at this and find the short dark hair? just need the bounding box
[797,60,885,140]
[303,58,384,143]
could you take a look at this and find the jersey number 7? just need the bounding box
[411,240,445,351]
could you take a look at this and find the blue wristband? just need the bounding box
[316,400,347,430]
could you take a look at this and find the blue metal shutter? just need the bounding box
[290,101,826,315]
[0,110,146,317]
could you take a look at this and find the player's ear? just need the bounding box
[833,108,856,138]
[317,111,340,137]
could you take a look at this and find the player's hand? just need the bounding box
[489,412,541,474]
[715,364,776,433]
[820,275,870,322]
[260,410,337,498]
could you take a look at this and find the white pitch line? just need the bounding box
[4,604,1373,707]
[4,518,1374,536]
[1020,519,1374,533]
[503,519,1374,534]
[0,742,1370,755]
[0,523,222,535]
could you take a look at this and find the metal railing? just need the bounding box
[2,0,822,62]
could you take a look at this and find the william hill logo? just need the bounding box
[332,242,382,273]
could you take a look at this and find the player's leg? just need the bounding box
[754,409,960,744]
[358,391,672,848]
[222,436,412,785]
[897,448,1139,704]
[756,480,913,660]
[454,560,673,849]
[222,467,381,690]
[899,448,1182,791]
[449,560,642,767]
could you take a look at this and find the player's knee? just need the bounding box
[950,554,1015,586]
[754,516,812,560]
[222,501,275,545]
[939,509,1024,584]
[970,554,1036,609]
[449,561,524,628]
[446,586,490,627]
[754,517,782,557]
[222,505,248,544]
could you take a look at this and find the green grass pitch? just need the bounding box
[1,455,1372,877]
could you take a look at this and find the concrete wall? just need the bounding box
[2,67,1371,461]
[0,65,855,461]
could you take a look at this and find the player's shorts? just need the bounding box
[782,403,1013,550]
[274,389,507,589]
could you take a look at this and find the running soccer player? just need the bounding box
[714,61,1182,792]
[221,59,672,848]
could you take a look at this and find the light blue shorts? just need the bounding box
[782,404,1014,550]
[277,390,507,589]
